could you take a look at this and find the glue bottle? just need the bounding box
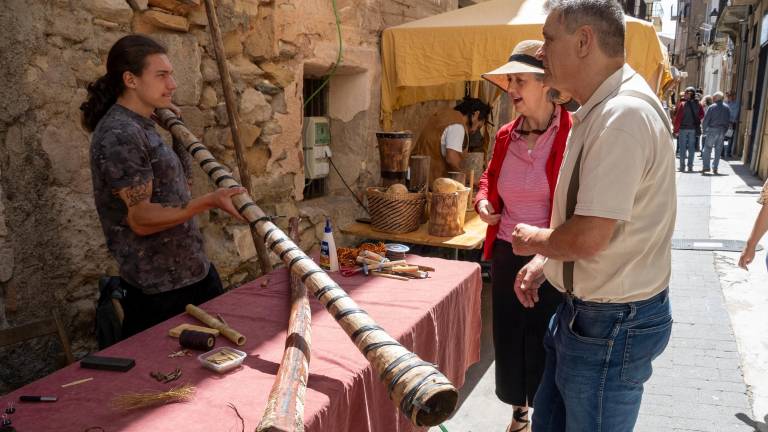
[320,218,339,272]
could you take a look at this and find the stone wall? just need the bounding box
[0,0,457,393]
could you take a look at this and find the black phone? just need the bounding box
[80,355,135,372]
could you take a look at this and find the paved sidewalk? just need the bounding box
[635,157,752,432]
[432,155,759,432]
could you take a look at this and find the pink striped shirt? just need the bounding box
[496,108,561,243]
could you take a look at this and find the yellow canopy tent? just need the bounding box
[380,0,672,129]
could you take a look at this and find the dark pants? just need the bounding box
[120,264,223,338]
[491,240,562,406]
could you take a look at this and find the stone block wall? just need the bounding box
[0,0,457,393]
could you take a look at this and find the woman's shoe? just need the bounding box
[506,408,530,432]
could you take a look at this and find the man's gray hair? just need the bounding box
[713,91,724,101]
[545,0,625,58]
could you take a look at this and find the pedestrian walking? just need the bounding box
[673,87,704,172]
[701,92,731,175]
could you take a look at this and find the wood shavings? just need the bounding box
[168,349,191,358]
[111,383,195,411]
[205,348,240,365]
[338,242,386,267]
[150,367,182,383]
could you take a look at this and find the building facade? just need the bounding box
[670,0,768,179]
[0,0,461,393]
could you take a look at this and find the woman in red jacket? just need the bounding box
[475,40,572,432]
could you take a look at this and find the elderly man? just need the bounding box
[701,91,731,174]
[509,1,676,430]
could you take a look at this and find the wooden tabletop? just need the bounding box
[341,211,488,250]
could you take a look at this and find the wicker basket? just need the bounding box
[367,187,426,234]
[428,188,470,237]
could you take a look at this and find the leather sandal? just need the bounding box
[505,408,530,432]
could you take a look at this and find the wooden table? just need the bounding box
[341,211,488,258]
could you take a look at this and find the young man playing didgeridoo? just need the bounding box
[81,35,246,338]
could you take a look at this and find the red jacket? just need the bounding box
[673,100,704,134]
[474,105,572,260]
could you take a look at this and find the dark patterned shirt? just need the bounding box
[90,104,209,294]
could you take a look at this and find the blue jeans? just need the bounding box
[703,128,726,171]
[532,289,672,432]
[677,129,696,170]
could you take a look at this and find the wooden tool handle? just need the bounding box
[361,250,387,262]
[185,304,246,346]
[371,272,410,281]
[356,257,407,268]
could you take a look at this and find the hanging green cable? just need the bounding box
[303,0,343,108]
[438,424,449,432]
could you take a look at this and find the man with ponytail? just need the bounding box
[82,35,246,337]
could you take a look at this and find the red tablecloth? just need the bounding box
[2,256,482,432]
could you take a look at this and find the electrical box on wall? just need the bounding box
[303,117,332,180]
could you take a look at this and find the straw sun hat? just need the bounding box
[482,39,575,107]
[482,40,545,93]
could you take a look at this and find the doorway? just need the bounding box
[748,43,768,170]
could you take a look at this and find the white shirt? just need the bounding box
[440,124,465,157]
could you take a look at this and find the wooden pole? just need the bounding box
[156,109,458,427]
[202,0,272,277]
[256,217,311,432]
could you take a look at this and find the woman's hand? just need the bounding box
[514,254,547,308]
[738,244,756,270]
[477,199,501,225]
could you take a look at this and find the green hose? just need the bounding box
[303,0,343,108]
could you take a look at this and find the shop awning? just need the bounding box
[381,0,672,128]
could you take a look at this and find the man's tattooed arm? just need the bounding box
[120,181,152,207]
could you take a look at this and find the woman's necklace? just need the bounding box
[518,110,555,136]
[519,108,556,151]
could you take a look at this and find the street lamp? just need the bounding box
[709,8,719,26]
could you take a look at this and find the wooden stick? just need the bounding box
[202,0,272,277]
[257,217,311,432]
[156,108,458,427]
[185,304,246,346]
[61,377,93,388]
[370,272,409,281]
[355,257,407,268]
[389,266,419,273]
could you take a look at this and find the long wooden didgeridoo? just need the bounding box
[155,109,458,427]
[256,217,311,432]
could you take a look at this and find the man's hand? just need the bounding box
[209,187,248,222]
[514,254,547,308]
[477,199,501,225]
[511,223,542,256]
